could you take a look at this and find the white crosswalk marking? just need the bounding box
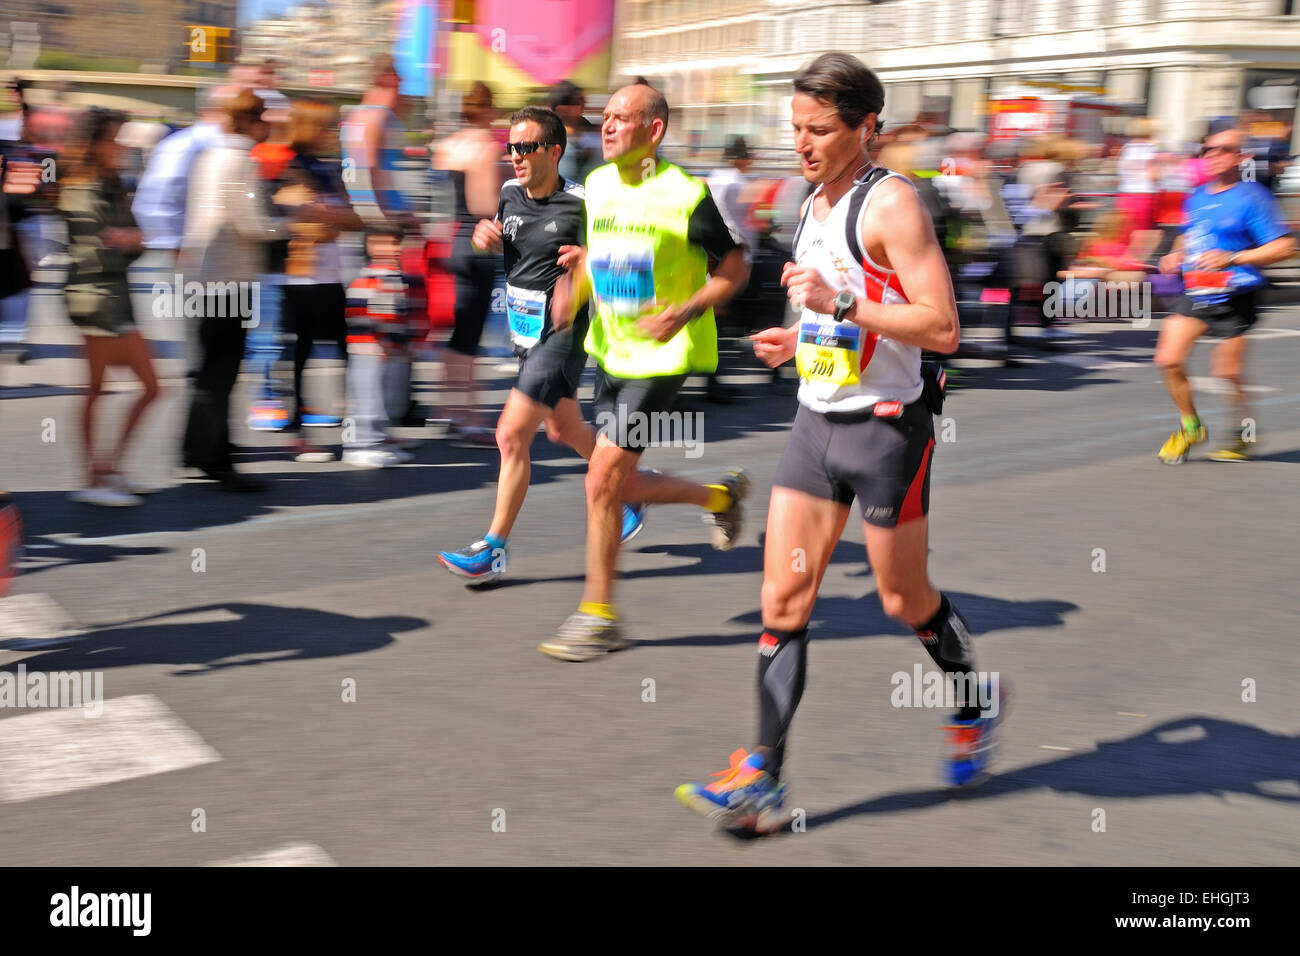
[0,592,86,649]
[208,843,337,866]
[0,694,221,803]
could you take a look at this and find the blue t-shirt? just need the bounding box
[1181,180,1290,303]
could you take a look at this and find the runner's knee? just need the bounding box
[876,585,927,625]
[496,422,530,459]
[761,576,816,626]
[585,452,626,504]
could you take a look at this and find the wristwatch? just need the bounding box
[833,289,856,322]
[1228,251,1241,266]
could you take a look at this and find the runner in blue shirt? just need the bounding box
[1155,126,1296,463]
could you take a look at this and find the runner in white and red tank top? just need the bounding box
[677,53,1010,834]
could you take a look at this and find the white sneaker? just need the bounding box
[70,485,143,507]
[107,474,158,496]
[294,448,335,463]
[342,448,402,469]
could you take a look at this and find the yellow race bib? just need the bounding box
[796,317,864,386]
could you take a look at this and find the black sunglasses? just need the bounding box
[506,140,555,157]
[1199,144,1238,157]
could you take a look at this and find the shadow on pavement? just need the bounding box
[16,536,166,578]
[487,537,868,590]
[10,440,591,542]
[796,716,1300,835]
[0,602,425,675]
[642,589,1077,649]
[1254,447,1300,463]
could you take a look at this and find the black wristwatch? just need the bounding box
[833,289,856,322]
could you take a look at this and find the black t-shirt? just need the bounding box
[497,176,588,341]
[688,186,743,263]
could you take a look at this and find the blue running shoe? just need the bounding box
[437,539,507,586]
[943,678,1009,789]
[676,749,790,834]
[301,408,342,428]
[621,502,647,543]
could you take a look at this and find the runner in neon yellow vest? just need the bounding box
[538,82,752,663]
[583,160,718,378]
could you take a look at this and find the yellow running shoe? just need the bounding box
[1209,438,1251,462]
[1157,424,1207,464]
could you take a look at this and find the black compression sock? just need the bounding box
[915,594,982,721]
[756,625,809,780]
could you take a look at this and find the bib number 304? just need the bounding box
[796,319,864,386]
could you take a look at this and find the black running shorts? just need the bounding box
[1171,289,1260,339]
[773,399,935,528]
[592,369,688,454]
[515,324,588,409]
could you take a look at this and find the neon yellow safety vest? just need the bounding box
[583,160,718,377]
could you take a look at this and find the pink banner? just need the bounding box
[472,0,615,86]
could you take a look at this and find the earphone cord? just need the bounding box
[852,158,875,185]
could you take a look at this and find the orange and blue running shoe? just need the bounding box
[943,679,1009,789]
[675,748,789,833]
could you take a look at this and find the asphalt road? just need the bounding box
[1,286,1297,865]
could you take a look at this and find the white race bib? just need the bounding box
[506,284,546,351]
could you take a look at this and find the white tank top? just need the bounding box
[793,167,923,414]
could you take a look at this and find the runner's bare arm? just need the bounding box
[636,246,749,342]
[1159,234,1185,274]
[854,178,959,353]
[551,244,590,331]
[1217,234,1297,269]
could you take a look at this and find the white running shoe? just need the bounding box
[70,485,143,507]
[294,448,335,463]
[107,474,159,496]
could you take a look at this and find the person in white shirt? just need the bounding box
[131,85,233,256]
[176,89,325,492]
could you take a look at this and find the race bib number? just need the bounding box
[796,317,862,386]
[506,284,546,350]
[590,242,655,319]
[1183,269,1233,297]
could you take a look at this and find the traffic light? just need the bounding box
[186,26,235,64]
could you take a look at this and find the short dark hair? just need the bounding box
[366,222,404,243]
[547,80,583,110]
[794,52,886,136]
[510,105,567,157]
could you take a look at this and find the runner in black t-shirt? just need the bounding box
[437,106,646,585]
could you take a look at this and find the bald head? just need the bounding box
[602,84,670,171]
[614,84,668,133]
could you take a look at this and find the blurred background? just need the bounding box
[3,0,1300,367]
[1,2,1297,868]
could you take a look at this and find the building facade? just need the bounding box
[614,0,1300,150]
[239,0,398,93]
[1,0,237,68]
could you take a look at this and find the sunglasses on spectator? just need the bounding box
[1199,144,1239,157]
[506,141,555,157]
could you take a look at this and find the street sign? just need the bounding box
[187,26,235,64]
